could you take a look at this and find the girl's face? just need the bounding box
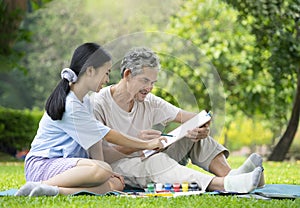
[92,61,112,92]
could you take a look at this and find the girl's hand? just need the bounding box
[146,137,167,150]
[137,129,162,140]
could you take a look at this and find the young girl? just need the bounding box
[15,43,166,197]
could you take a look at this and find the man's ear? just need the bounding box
[123,69,131,79]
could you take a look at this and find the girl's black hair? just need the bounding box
[45,43,111,120]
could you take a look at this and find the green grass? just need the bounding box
[0,156,300,208]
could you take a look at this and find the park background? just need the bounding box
[0,0,300,207]
[1,0,299,162]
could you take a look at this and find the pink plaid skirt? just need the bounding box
[25,156,81,182]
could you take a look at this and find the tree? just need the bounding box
[0,0,27,72]
[164,0,299,160]
[1,0,181,109]
[224,0,300,161]
[164,0,276,142]
[0,0,53,109]
[0,0,53,72]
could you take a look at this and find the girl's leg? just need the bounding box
[26,175,124,196]
[44,159,113,187]
[58,175,124,195]
[16,159,125,196]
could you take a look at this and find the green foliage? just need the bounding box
[1,0,299,156]
[224,0,300,127]
[0,69,35,109]
[27,0,54,12]
[0,0,28,72]
[14,0,90,109]
[0,0,95,109]
[0,159,299,207]
[0,0,55,109]
[166,0,275,116]
[0,107,42,155]
[153,54,210,112]
[85,0,181,42]
[223,0,300,161]
[0,152,18,162]
[164,0,300,158]
[219,114,273,150]
[0,0,182,110]
[162,0,275,141]
[0,0,182,109]
[0,0,54,73]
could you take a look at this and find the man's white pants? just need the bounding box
[111,136,228,190]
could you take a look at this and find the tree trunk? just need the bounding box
[268,70,300,161]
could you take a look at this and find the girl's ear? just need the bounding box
[86,66,95,76]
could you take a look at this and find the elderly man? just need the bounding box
[90,47,264,193]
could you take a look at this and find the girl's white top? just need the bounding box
[25,91,110,161]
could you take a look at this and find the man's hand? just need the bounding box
[186,123,210,142]
[137,129,162,140]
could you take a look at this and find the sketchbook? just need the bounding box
[142,110,211,159]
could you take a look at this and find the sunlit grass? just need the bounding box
[0,157,300,208]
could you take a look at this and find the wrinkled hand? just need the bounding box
[146,136,168,150]
[186,123,210,142]
[137,129,162,140]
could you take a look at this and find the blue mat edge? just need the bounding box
[1,184,299,198]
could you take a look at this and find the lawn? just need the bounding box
[0,156,299,208]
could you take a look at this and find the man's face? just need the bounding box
[127,67,158,102]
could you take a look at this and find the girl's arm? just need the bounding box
[104,129,166,150]
[173,110,197,123]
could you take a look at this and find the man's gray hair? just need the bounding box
[120,47,161,77]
